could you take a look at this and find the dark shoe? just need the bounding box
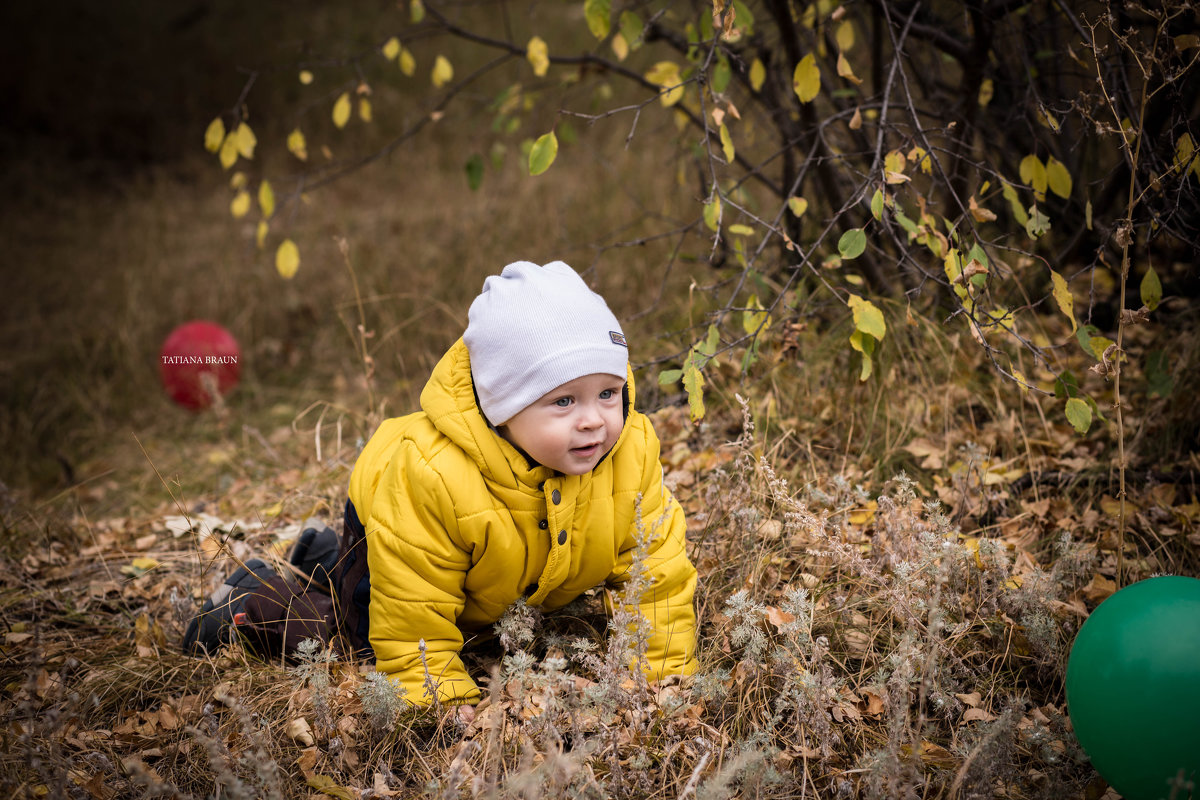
[182,559,279,655]
[289,518,339,592]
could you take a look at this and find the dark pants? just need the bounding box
[337,498,375,659]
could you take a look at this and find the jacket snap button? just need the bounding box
[557,530,568,545]
[551,489,561,504]
[538,519,548,530]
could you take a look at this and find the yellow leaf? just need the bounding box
[528,131,558,176]
[410,0,425,23]
[382,36,401,60]
[1087,334,1115,361]
[287,128,308,161]
[978,77,994,107]
[836,52,862,85]
[908,146,931,174]
[742,294,770,334]
[792,53,820,103]
[1046,156,1072,198]
[399,47,416,76]
[1036,105,1060,132]
[359,97,373,122]
[1019,154,1047,197]
[332,92,351,128]
[256,220,268,249]
[848,500,877,525]
[218,133,238,169]
[884,149,906,175]
[229,171,247,190]
[683,355,705,422]
[645,61,684,107]
[258,180,276,219]
[719,123,735,163]
[728,224,755,236]
[848,294,886,340]
[835,20,855,51]
[788,197,808,217]
[130,557,160,572]
[276,239,300,280]
[299,70,314,85]
[1174,133,1195,173]
[703,195,721,231]
[527,36,550,77]
[1012,368,1030,395]
[234,123,256,159]
[1050,269,1076,332]
[230,190,251,218]
[584,0,611,39]
[749,58,765,92]
[432,55,454,88]
[611,32,629,60]
[943,249,962,284]
[305,774,353,800]
[204,117,225,153]
[1065,397,1091,434]
[848,329,874,380]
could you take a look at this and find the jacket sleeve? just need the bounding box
[607,418,699,681]
[366,443,481,705]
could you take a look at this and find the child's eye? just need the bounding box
[599,389,614,400]
[554,397,573,408]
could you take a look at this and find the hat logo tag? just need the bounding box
[609,331,627,347]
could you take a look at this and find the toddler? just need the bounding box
[336,260,698,708]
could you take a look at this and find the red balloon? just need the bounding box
[159,321,241,410]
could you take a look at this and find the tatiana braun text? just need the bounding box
[160,355,239,365]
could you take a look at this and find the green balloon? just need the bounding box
[1066,576,1200,800]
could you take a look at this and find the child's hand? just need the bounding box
[453,703,477,725]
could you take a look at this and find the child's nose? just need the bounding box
[577,403,603,429]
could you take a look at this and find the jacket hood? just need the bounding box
[420,338,636,489]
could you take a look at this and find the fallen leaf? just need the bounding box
[955,691,981,707]
[859,689,885,716]
[121,557,160,578]
[963,707,997,723]
[286,717,315,746]
[295,746,320,778]
[765,606,796,629]
[306,774,354,800]
[1081,573,1117,604]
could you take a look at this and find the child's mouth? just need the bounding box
[571,443,601,457]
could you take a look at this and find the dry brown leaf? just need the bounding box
[905,740,957,769]
[294,746,320,778]
[286,717,315,746]
[1082,573,1117,604]
[963,707,997,723]
[954,691,981,707]
[858,689,885,717]
[842,629,872,656]
[765,605,796,629]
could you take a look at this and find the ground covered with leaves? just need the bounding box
[3,306,1198,800]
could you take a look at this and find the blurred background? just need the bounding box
[0,0,703,506]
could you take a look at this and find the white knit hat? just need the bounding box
[464,260,629,426]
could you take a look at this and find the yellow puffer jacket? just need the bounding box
[347,338,698,704]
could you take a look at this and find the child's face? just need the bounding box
[500,373,626,475]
